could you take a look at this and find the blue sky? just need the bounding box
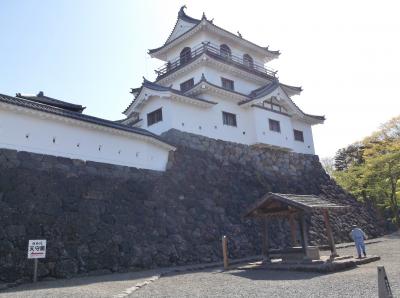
[1,0,399,158]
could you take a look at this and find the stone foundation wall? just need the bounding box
[0,129,384,283]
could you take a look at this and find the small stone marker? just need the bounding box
[28,240,46,282]
[377,266,393,298]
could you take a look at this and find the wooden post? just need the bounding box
[261,218,270,262]
[33,259,38,283]
[289,214,297,247]
[323,209,337,257]
[299,214,309,258]
[222,235,229,270]
[378,266,393,298]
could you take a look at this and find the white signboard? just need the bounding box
[27,240,46,259]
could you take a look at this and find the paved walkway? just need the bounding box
[0,233,398,298]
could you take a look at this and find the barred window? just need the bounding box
[269,119,280,132]
[222,111,237,127]
[147,108,163,126]
[221,77,234,91]
[294,129,304,142]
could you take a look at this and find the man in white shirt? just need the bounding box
[350,225,367,259]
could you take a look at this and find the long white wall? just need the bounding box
[138,95,315,154]
[0,106,172,171]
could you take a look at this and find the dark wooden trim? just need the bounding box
[251,104,291,117]
[323,209,337,257]
[261,218,270,261]
[299,214,309,257]
[289,214,298,247]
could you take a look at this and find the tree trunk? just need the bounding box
[390,175,399,226]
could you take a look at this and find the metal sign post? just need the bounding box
[33,259,38,283]
[377,266,393,298]
[27,240,46,283]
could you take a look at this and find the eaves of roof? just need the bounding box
[184,75,248,99]
[142,78,217,105]
[238,80,280,105]
[16,93,85,113]
[123,78,217,115]
[279,83,302,95]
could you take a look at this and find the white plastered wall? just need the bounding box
[0,106,172,171]
[291,119,315,154]
[137,94,316,154]
[168,65,264,95]
[252,107,315,154]
[139,93,256,145]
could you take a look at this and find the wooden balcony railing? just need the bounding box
[155,42,277,80]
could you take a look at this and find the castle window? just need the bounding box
[222,111,237,127]
[180,78,194,92]
[221,77,234,91]
[220,44,231,59]
[294,129,304,142]
[147,108,163,126]
[243,54,254,68]
[269,119,280,133]
[180,47,192,65]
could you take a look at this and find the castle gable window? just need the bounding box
[220,44,231,59]
[269,119,280,133]
[221,77,235,91]
[147,108,163,126]
[294,129,304,142]
[180,78,194,92]
[222,111,237,127]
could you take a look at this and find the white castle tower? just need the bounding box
[123,6,324,154]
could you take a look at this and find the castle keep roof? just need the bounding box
[148,6,280,61]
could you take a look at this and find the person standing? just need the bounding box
[350,225,367,258]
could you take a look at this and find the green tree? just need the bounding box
[363,137,400,225]
[332,115,400,226]
[334,143,364,171]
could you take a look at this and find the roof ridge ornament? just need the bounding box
[178,5,187,17]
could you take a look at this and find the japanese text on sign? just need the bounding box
[27,240,46,259]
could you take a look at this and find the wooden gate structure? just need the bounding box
[244,192,348,261]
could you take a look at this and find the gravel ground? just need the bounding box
[1,233,398,298]
[128,234,400,298]
[0,269,164,298]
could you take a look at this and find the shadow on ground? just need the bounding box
[0,269,161,294]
